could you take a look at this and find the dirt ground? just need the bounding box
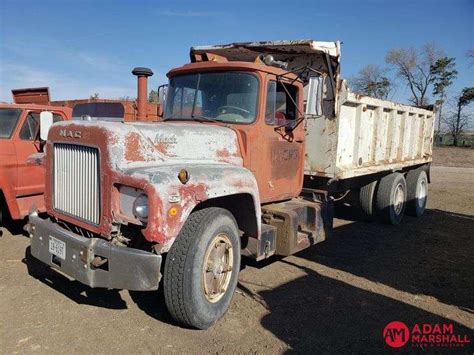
[1,147,473,353]
[431,146,474,168]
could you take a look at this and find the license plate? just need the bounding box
[49,237,66,260]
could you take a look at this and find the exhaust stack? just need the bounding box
[132,67,153,120]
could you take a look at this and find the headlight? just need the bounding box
[133,194,148,222]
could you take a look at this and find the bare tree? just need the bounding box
[386,43,443,106]
[443,113,471,146]
[89,93,99,101]
[467,49,474,66]
[444,87,474,146]
[117,96,134,101]
[349,64,393,99]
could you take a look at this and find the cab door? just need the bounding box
[13,111,64,196]
[247,77,305,203]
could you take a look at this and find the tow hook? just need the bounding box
[24,223,35,238]
[25,208,39,238]
[91,256,108,269]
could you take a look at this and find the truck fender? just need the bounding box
[134,164,261,253]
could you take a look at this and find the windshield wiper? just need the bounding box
[190,115,221,124]
[163,114,220,124]
[162,113,182,121]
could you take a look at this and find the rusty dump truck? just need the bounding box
[27,40,435,329]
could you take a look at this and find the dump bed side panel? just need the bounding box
[304,92,435,179]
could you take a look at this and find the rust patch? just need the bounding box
[155,142,170,155]
[216,147,231,157]
[125,133,146,161]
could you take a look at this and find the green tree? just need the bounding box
[430,57,458,144]
[148,89,158,103]
[349,64,393,99]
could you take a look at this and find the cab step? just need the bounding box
[261,197,332,256]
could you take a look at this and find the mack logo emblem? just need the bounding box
[59,129,82,139]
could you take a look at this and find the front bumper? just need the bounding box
[28,213,162,291]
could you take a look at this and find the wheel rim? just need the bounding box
[417,179,427,209]
[202,233,234,303]
[394,183,405,215]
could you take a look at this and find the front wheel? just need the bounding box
[163,207,241,329]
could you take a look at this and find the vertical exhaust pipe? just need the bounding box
[132,67,153,120]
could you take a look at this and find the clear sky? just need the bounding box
[1,0,473,105]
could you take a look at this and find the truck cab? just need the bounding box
[0,92,71,223]
[164,60,306,203]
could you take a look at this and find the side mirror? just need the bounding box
[305,76,323,116]
[157,84,168,118]
[40,111,53,141]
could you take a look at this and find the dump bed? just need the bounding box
[191,40,435,180]
[305,89,434,179]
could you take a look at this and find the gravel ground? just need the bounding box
[0,148,473,353]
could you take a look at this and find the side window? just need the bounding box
[19,112,40,140]
[265,81,276,124]
[276,82,298,121]
[266,81,298,125]
[53,113,63,123]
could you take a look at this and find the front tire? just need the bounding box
[375,173,407,225]
[163,207,241,329]
[405,169,428,217]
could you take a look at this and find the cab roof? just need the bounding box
[167,60,299,81]
[191,39,341,61]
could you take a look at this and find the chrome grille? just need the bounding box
[53,143,100,225]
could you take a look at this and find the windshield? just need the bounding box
[0,108,21,139]
[164,71,258,124]
[73,102,125,119]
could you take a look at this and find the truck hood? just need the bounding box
[51,121,243,170]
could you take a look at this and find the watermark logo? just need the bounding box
[383,321,470,349]
[383,321,410,348]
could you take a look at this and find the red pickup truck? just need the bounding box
[1,68,160,226]
[0,88,72,225]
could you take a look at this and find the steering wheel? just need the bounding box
[217,105,250,116]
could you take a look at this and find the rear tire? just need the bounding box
[359,181,377,220]
[405,169,428,217]
[163,207,241,329]
[375,173,407,225]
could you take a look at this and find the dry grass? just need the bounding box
[432,146,474,168]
